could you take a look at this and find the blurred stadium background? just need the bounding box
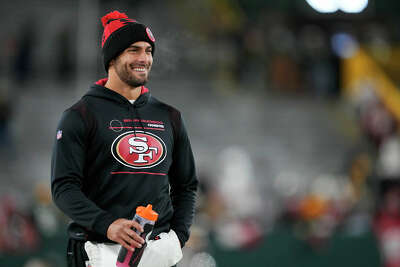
[1,0,400,266]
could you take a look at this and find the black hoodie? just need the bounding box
[51,79,198,246]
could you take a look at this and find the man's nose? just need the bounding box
[137,50,150,62]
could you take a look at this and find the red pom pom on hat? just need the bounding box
[101,11,128,27]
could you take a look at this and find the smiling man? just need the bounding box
[51,11,198,267]
[105,41,153,100]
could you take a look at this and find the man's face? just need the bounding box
[112,41,153,88]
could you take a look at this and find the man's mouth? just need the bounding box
[130,64,148,73]
[133,67,146,72]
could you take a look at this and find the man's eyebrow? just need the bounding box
[128,45,152,49]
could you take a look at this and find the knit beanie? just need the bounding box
[101,11,155,72]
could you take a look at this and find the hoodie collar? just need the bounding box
[85,78,150,107]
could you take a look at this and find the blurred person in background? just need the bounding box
[0,78,13,157]
[0,195,39,253]
[51,10,198,267]
[55,24,75,82]
[13,20,35,85]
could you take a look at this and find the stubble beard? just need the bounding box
[115,61,150,88]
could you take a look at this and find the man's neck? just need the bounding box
[104,73,142,101]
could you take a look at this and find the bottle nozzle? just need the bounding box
[136,204,159,221]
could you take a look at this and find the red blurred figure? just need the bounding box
[374,185,400,267]
[0,195,39,253]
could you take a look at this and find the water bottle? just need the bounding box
[116,204,159,267]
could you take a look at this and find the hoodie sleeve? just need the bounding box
[168,113,198,247]
[51,107,118,237]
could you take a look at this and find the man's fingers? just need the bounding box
[128,220,144,233]
[106,218,145,249]
[118,238,135,252]
[121,233,143,249]
[124,228,145,244]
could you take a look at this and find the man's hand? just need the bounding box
[107,218,145,251]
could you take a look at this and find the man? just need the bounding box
[51,10,198,267]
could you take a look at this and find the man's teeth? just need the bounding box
[133,68,146,72]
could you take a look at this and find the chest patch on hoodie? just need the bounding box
[111,131,167,169]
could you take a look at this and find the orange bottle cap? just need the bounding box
[136,204,158,222]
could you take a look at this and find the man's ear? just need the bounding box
[109,59,115,67]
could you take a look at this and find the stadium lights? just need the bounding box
[306,0,338,13]
[306,0,368,13]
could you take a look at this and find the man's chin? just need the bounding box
[132,74,148,83]
[126,79,148,88]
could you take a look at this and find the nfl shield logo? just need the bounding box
[56,130,62,140]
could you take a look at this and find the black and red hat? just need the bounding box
[101,11,156,72]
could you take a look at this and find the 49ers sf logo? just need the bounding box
[111,131,166,169]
